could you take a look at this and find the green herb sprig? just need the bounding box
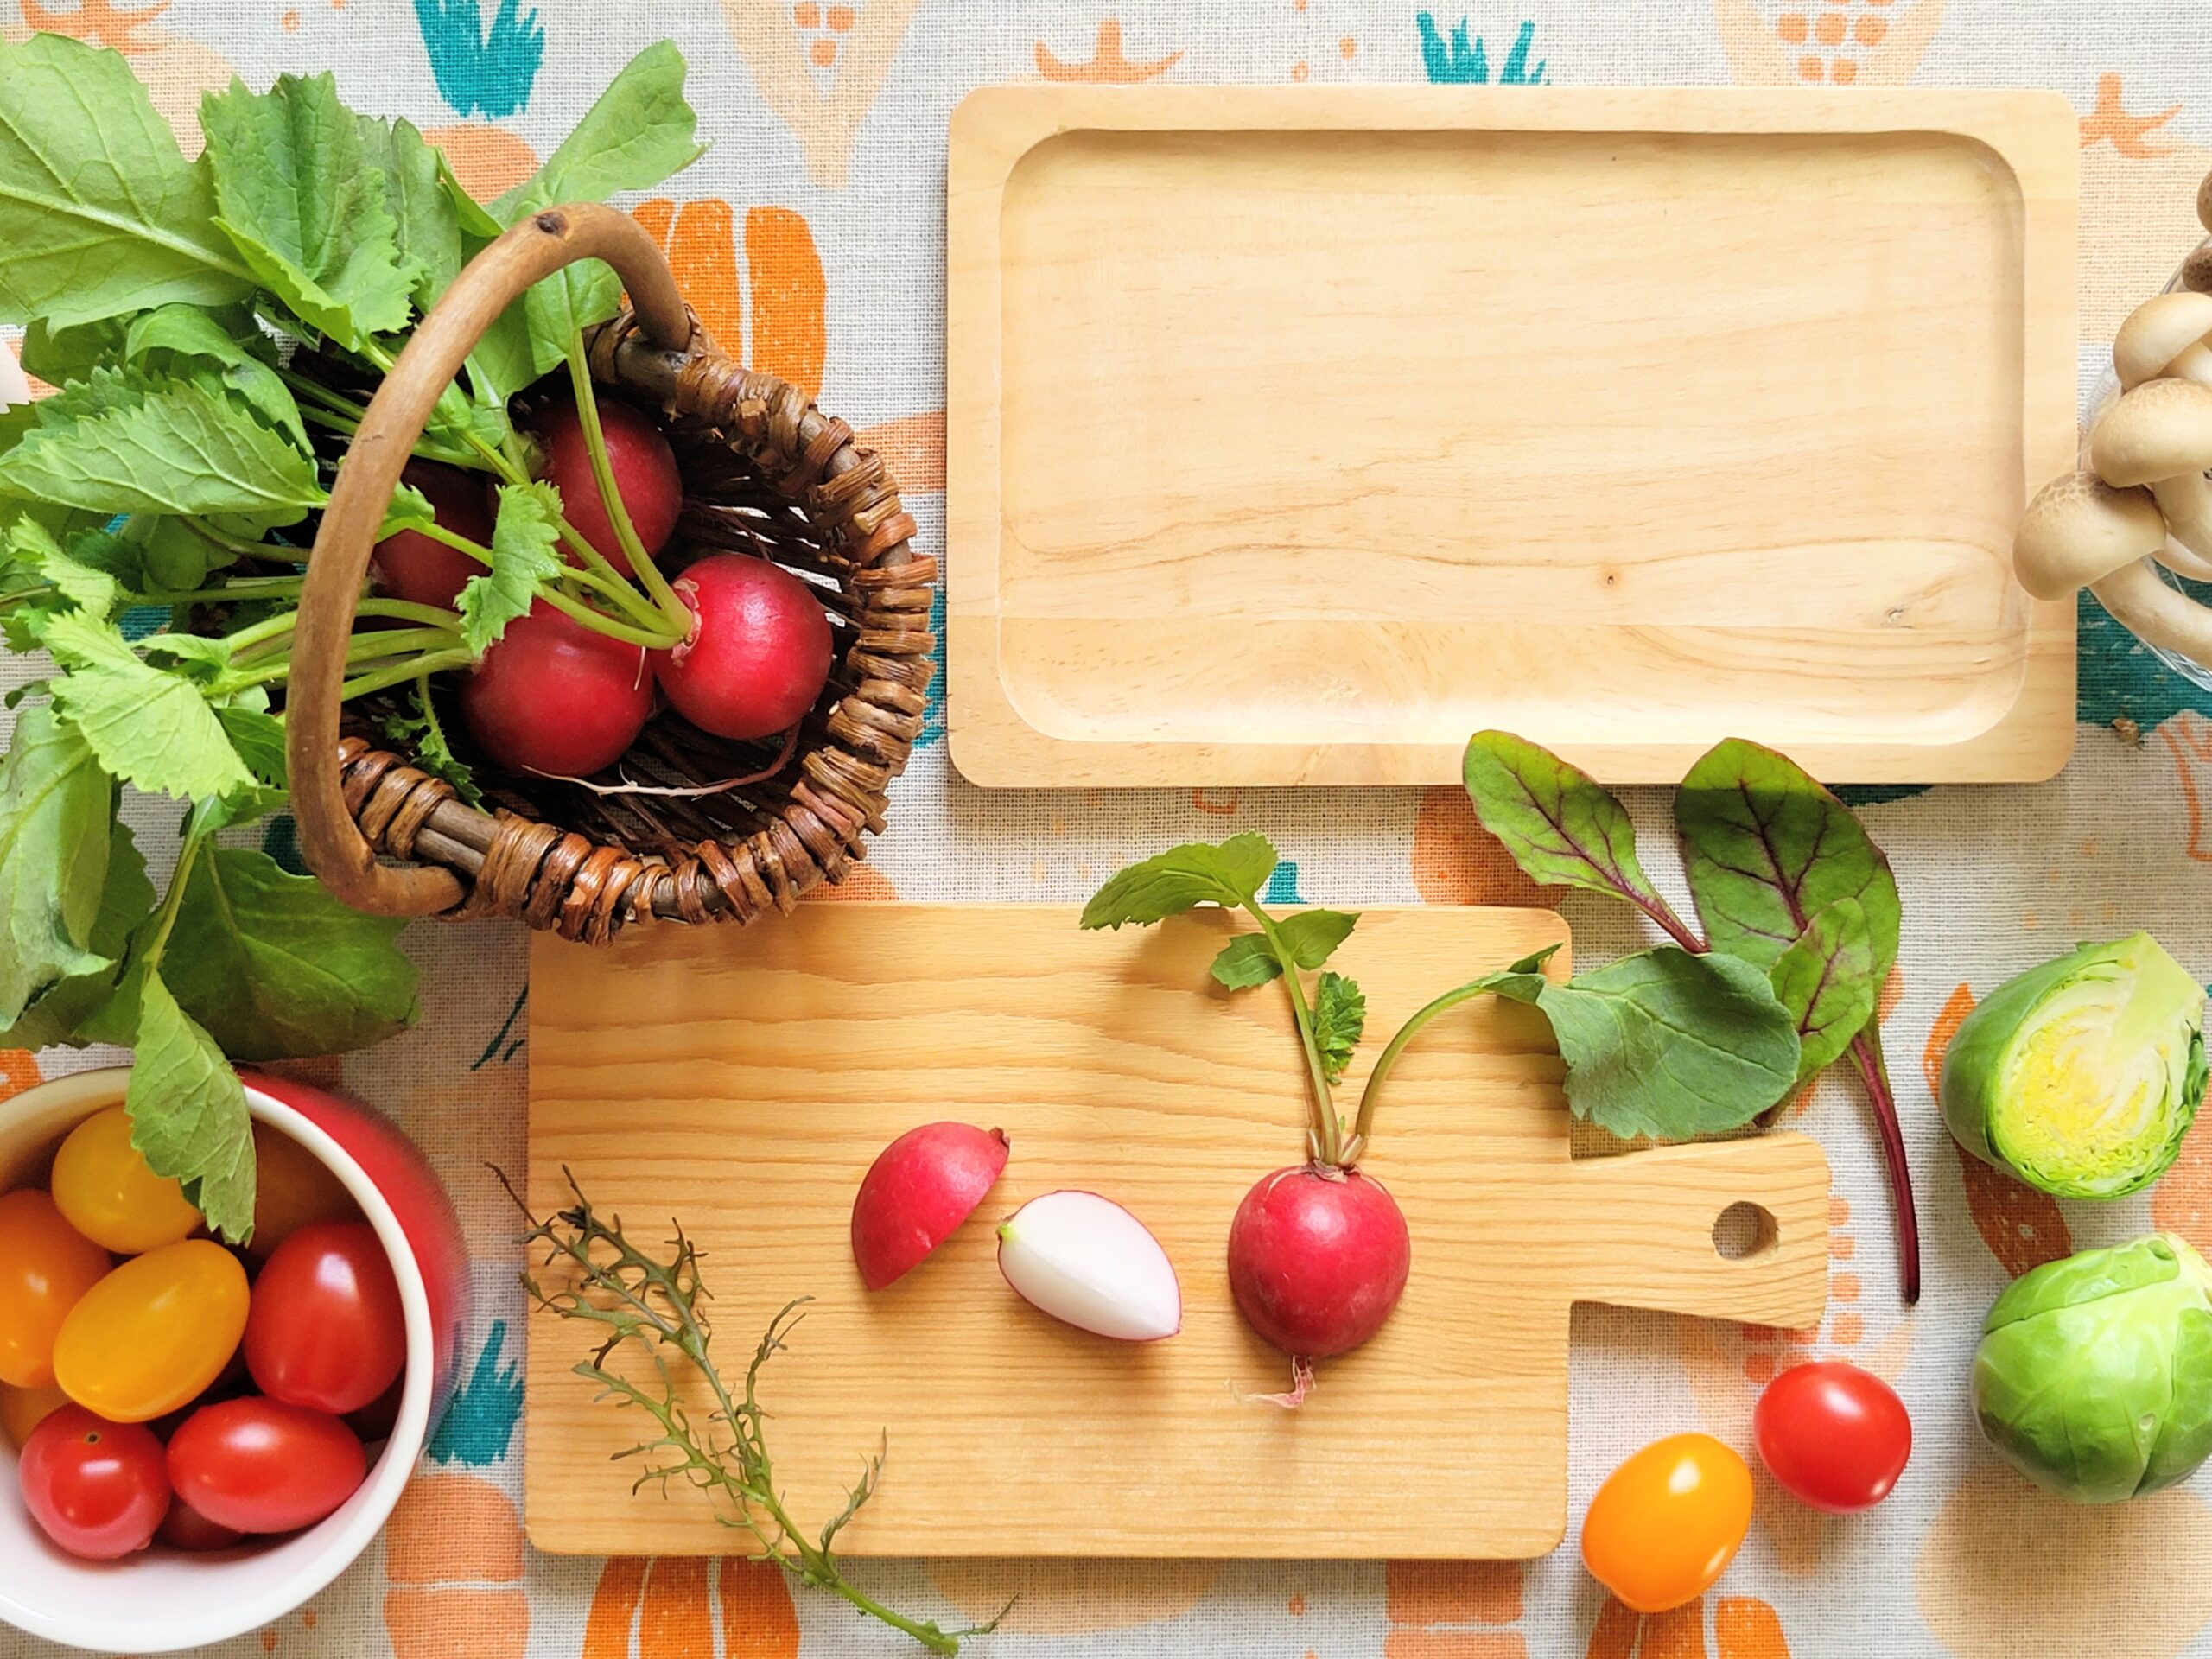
[512,1173,1001,1656]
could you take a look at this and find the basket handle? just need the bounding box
[286,202,692,918]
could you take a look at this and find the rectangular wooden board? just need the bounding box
[526,905,1830,1559]
[946,86,2078,786]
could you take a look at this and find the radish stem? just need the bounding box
[565,333,691,632]
[1248,897,1344,1167]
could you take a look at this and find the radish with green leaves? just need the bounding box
[652,553,834,741]
[459,601,653,778]
[372,461,494,610]
[527,397,686,577]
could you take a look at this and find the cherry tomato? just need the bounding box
[248,1122,357,1258]
[0,1381,70,1447]
[167,1397,366,1534]
[49,1104,201,1254]
[245,1221,406,1414]
[346,1374,404,1443]
[51,1240,249,1422]
[157,1495,245,1552]
[18,1404,170,1560]
[1580,1433,1753,1614]
[0,1188,110,1388]
[1753,1360,1911,1513]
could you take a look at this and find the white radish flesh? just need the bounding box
[996,1191,1182,1341]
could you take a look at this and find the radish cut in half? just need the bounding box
[996,1191,1182,1341]
[850,1122,1009,1290]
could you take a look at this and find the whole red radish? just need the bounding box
[530,397,684,575]
[372,461,493,610]
[851,1122,1008,1290]
[461,601,652,778]
[653,554,833,741]
[1226,1166,1410,1358]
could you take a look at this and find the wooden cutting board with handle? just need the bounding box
[525,903,1830,1558]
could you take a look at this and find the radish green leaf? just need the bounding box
[124,970,257,1243]
[0,704,115,1023]
[1082,833,1278,927]
[460,480,563,654]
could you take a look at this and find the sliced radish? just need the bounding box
[996,1191,1181,1341]
[850,1122,1008,1290]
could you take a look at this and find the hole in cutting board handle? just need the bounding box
[1711,1201,1779,1262]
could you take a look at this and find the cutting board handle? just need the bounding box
[1561,1133,1832,1329]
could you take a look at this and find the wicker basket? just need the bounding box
[283,204,931,943]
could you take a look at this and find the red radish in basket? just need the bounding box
[1082,835,1413,1399]
[528,397,685,575]
[652,554,833,741]
[851,1122,1008,1289]
[372,461,493,610]
[460,601,653,778]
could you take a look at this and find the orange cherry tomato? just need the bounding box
[51,1241,249,1423]
[248,1124,357,1258]
[0,1381,71,1447]
[0,1189,110,1389]
[50,1105,201,1255]
[1580,1433,1754,1614]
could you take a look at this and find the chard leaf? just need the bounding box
[0,34,256,329]
[41,610,254,802]
[124,304,308,449]
[1675,738,1902,979]
[1082,834,1279,929]
[124,972,257,1243]
[162,846,418,1059]
[460,480,562,654]
[1770,897,1879,1084]
[0,703,115,1022]
[1313,970,1366,1084]
[0,378,322,522]
[200,73,416,348]
[0,821,153,1050]
[494,41,705,378]
[1464,730,1693,937]
[1487,944,1801,1141]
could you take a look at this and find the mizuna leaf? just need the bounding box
[1488,945,1802,1141]
[199,73,417,347]
[0,34,255,329]
[460,480,563,654]
[0,820,152,1051]
[162,847,418,1060]
[1312,970,1366,1084]
[1770,896,1879,1084]
[41,611,254,803]
[1675,738,1902,978]
[0,378,322,522]
[1081,834,1279,929]
[124,971,257,1243]
[0,703,114,1022]
[1463,729,1694,939]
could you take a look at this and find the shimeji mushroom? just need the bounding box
[2114,293,2212,390]
[2091,378,2212,487]
[2012,472,2164,601]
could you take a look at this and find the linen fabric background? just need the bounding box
[3,1,2211,1654]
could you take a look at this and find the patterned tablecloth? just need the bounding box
[9,1,2212,1654]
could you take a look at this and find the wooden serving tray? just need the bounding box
[945,87,2078,786]
[525,905,1830,1559]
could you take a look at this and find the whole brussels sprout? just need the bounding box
[1942,932,2206,1198]
[1973,1233,2212,1502]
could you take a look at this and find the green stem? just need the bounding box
[537,588,683,649]
[340,648,474,702]
[1353,980,1504,1149]
[412,671,454,755]
[1247,898,1342,1166]
[141,832,207,972]
[276,368,367,421]
[564,334,690,630]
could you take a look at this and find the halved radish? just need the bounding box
[996,1191,1181,1341]
[850,1122,1008,1290]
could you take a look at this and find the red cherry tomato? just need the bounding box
[157,1496,244,1552]
[167,1397,367,1534]
[1753,1360,1911,1513]
[1580,1433,1753,1614]
[18,1404,169,1560]
[245,1221,406,1414]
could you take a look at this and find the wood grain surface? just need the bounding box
[526,904,1831,1559]
[945,86,2078,786]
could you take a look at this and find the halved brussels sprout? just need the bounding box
[1974,1233,2212,1502]
[1942,932,2207,1198]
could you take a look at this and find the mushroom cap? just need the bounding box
[2090,378,2212,486]
[2115,292,2212,390]
[2012,471,2165,601]
[2199,167,2212,236]
[2185,245,2212,299]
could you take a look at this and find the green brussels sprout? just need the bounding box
[1941,932,2207,1198]
[1973,1234,2212,1502]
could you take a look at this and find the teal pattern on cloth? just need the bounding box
[1416,14,1548,84]
[411,0,543,120]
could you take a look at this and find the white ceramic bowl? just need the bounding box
[0,1069,441,1653]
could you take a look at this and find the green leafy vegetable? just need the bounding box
[1312,971,1366,1086]
[1770,897,1878,1085]
[1209,909,1356,990]
[41,611,254,801]
[0,34,255,329]
[124,304,308,449]
[0,821,153,1051]
[1081,833,1277,928]
[461,480,563,653]
[0,704,114,1022]
[124,971,256,1241]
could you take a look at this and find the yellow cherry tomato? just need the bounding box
[0,1188,110,1388]
[0,1381,69,1447]
[1580,1433,1753,1614]
[52,1240,249,1422]
[249,1123,356,1257]
[50,1104,202,1254]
